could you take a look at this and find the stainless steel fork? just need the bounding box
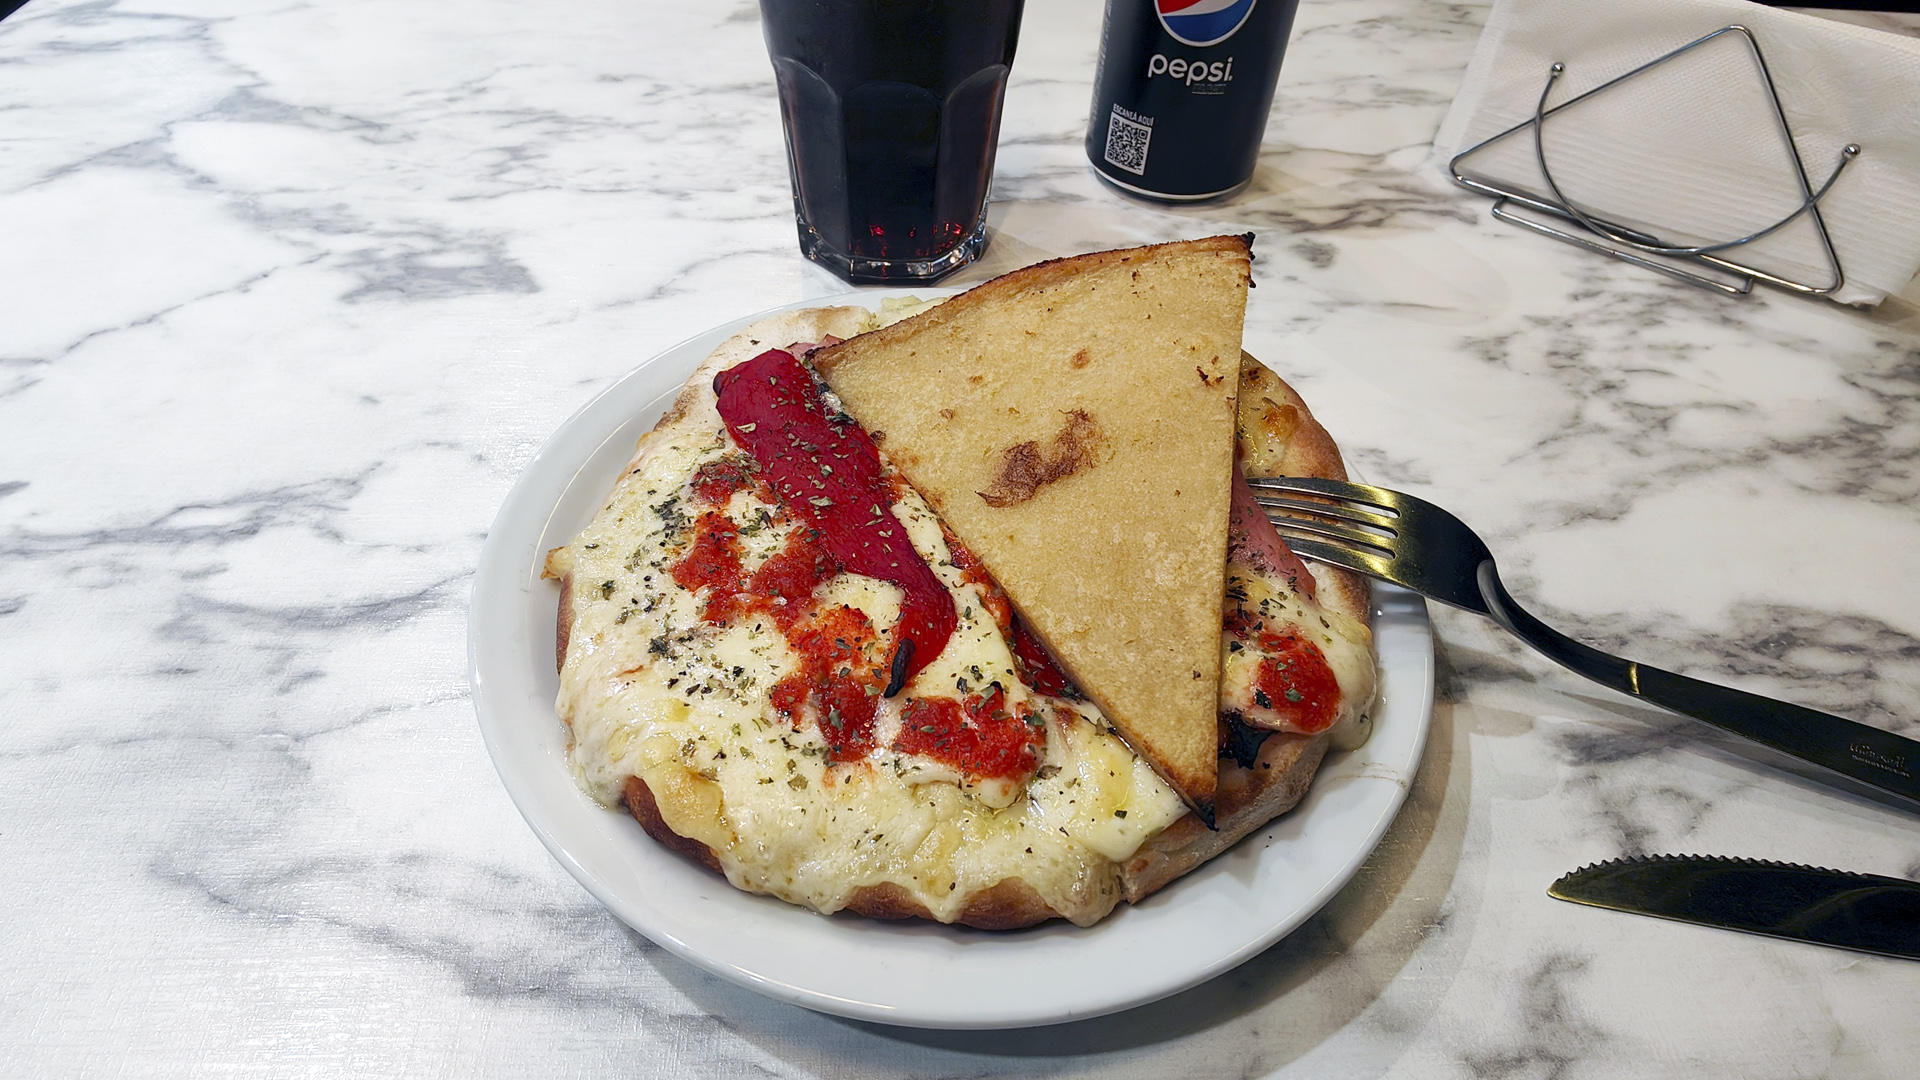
[1249,475,1920,813]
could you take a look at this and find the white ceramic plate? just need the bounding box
[469,290,1434,1029]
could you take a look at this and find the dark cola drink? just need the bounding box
[1086,0,1299,201]
[760,0,1026,284]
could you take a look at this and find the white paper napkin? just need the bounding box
[1434,0,1920,305]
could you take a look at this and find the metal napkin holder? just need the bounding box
[1449,25,1861,297]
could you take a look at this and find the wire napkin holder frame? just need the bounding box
[1449,25,1861,297]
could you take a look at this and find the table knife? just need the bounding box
[1549,855,1920,960]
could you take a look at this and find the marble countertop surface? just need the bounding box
[4,0,1918,1075]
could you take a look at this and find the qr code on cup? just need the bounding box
[1103,107,1152,176]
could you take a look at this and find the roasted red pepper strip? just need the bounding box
[713,349,956,693]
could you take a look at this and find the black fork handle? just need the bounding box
[1474,562,1920,813]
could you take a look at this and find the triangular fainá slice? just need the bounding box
[812,236,1251,819]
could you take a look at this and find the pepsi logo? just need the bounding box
[1155,0,1258,48]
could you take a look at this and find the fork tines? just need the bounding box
[1243,476,1398,560]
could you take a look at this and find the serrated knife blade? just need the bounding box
[1549,855,1920,961]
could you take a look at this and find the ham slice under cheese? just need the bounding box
[1218,464,1375,744]
[1227,462,1317,602]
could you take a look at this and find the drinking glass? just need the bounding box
[760,0,1026,283]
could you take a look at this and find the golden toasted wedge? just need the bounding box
[812,236,1252,818]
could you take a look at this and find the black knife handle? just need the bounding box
[1476,563,1920,812]
[1628,665,1920,806]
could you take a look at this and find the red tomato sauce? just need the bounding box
[750,528,835,619]
[894,687,1044,783]
[670,510,745,620]
[772,603,885,763]
[1244,622,1336,730]
[690,456,764,505]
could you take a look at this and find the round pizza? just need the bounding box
[542,239,1377,928]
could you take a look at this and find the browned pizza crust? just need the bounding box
[841,879,1055,930]
[623,775,723,874]
[554,573,573,675]
[1119,732,1327,901]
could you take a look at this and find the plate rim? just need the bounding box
[468,290,1435,1029]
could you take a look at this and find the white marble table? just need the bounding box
[4,0,1918,1075]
